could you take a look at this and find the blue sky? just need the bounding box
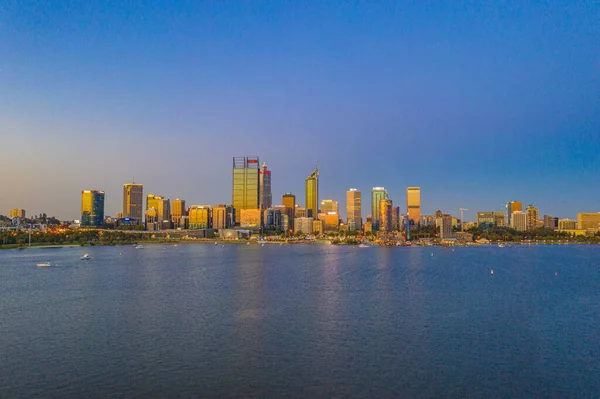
[1,1,599,220]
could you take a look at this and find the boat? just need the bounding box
[358,243,371,248]
[214,242,218,245]
[498,243,505,248]
[261,243,265,247]
[135,244,144,249]
[80,254,91,260]
[37,262,51,267]
[490,269,494,275]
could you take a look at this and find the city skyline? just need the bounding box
[1,3,599,219]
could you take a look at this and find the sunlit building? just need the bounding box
[558,218,577,230]
[264,208,282,232]
[346,189,362,231]
[320,199,339,214]
[294,217,314,234]
[239,208,261,230]
[189,205,212,230]
[147,194,171,229]
[439,214,453,239]
[511,211,527,231]
[525,204,539,230]
[371,187,388,231]
[213,204,235,229]
[391,206,400,231]
[123,183,143,222]
[543,215,557,229]
[282,193,296,230]
[477,212,505,227]
[259,162,272,210]
[323,212,340,231]
[9,209,26,219]
[81,190,105,227]
[232,157,260,224]
[171,199,186,229]
[507,201,523,226]
[364,221,373,233]
[379,199,393,232]
[295,206,307,218]
[312,219,325,235]
[305,166,319,218]
[577,213,600,230]
[406,187,421,225]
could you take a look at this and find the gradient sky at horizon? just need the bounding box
[1,1,599,221]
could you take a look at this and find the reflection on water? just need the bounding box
[1,244,600,398]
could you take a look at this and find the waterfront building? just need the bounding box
[239,208,261,230]
[189,205,212,230]
[312,219,325,235]
[477,212,505,227]
[294,217,314,234]
[439,214,453,239]
[407,187,421,225]
[145,207,159,231]
[9,209,25,219]
[323,212,340,231]
[264,208,283,232]
[577,213,600,230]
[232,157,260,223]
[282,193,296,230]
[171,199,186,229]
[525,205,539,230]
[371,187,388,231]
[363,221,372,233]
[259,162,272,210]
[507,201,523,225]
[320,199,339,214]
[147,194,171,229]
[305,166,319,218]
[558,218,577,230]
[543,215,557,229]
[379,199,393,232]
[123,183,143,222]
[212,204,235,229]
[511,211,527,231]
[391,206,400,231]
[346,189,362,231]
[81,190,105,227]
[295,206,307,218]
[420,215,436,227]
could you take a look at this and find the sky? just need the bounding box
[1,1,599,221]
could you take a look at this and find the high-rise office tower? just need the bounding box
[406,187,421,225]
[577,213,600,230]
[212,204,235,229]
[306,166,319,219]
[525,204,539,230]
[259,162,272,210]
[232,157,260,223]
[371,187,388,231]
[81,190,105,227]
[189,205,212,229]
[543,215,557,229]
[9,209,26,219]
[320,199,339,214]
[171,199,186,228]
[379,198,393,232]
[147,194,171,227]
[439,214,453,239]
[282,193,296,231]
[346,189,362,231]
[507,201,523,226]
[391,206,400,231]
[511,211,527,231]
[123,183,143,222]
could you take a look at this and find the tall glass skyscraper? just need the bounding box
[259,162,272,210]
[123,183,143,222]
[371,187,388,231]
[81,190,105,227]
[379,198,393,232]
[232,156,260,224]
[305,166,319,219]
[346,189,362,231]
[406,187,421,225]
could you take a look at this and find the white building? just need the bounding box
[511,211,527,232]
[294,217,314,234]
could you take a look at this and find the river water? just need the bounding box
[1,244,599,398]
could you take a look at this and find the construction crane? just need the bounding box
[459,208,468,232]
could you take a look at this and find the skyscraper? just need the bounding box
[507,201,523,225]
[511,211,527,231]
[282,193,296,231]
[171,199,186,228]
[146,194,171,228]
[391,206,400,231]
[232,156,260,224]
[320,199,339,214]
[525,204,539,230]
[305,166,319,219]
[371,187,388,231]
[406,187,421,225]
[379,198,393,232]
[259,162,272,210]
[123,183,143,222]
[9,209,25,219]
[189,205,212,229]
[81,190,105,227]
[346,189,362,231]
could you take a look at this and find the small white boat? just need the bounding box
[490,269,494,275]
[37,262,51,267]
[498,243,505,248]
[214,242,218,245]
[135,244,144,249]
[358,243,370,248]
[81,254,91,260]
[247,242,250,245]
[261,243,265,247]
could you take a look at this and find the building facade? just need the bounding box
[81,190,105,227]
[232,157,260,224]
[282,193,296,231]
[379,199,393,232]
[189,205,212,230]
[577,213,600,230]
[259,162,272,210]
[320,199,339,214]
[123,183,143,222]
[171,199,186,229]
[476,212,505,227]
[558,218,577,230]
[525,204,539,230]
[543,214,557,229]
[511,211,527,231]
[507,201,523,226]
[9,209,26,219]
[146,194,171,228]
[406,187,421,225]
[294,217,314,234]
[305,167,319,218]
[346,189,362,231]
[439,214,453,239]
[371,187,387,231]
